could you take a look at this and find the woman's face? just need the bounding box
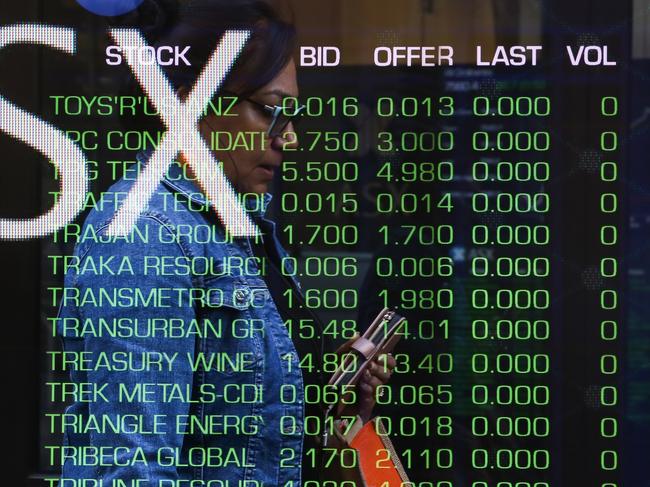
[200,59,299,195]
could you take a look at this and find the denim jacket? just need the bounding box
[56,153,306,486]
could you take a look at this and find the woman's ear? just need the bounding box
[198,113,221,148]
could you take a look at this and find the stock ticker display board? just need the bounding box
[0,0,648,486]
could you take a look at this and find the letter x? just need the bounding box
[107,29,258,237]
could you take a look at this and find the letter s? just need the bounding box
[0,25,88,240]
[105,45,122,65]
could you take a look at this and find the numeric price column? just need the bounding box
[468,94,554,487]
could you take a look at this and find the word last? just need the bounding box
[476,45,542,66]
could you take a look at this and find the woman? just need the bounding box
[57,1,396,484]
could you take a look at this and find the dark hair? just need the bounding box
[111,0,296,97]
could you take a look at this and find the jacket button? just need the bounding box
[234,289,247,304]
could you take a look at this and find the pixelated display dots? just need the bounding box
[479,208,506,228]
[575,33,602,48]
[479,78,499,98]
[376,29,401,46]
[582,265,605,291]
[578,150,602,174]
[77,0,146,16]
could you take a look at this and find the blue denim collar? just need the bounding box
[135,149,273,218]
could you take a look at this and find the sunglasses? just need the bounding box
[219,90,306,138]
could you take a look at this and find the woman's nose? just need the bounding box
[271,122,299,151]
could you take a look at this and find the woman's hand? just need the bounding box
[335,333,397,424]
[355,352,397,423]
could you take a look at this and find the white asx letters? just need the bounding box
[0,25,88,240]
[0,24,257,240]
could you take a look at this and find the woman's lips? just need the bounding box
[257,164,277,178]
